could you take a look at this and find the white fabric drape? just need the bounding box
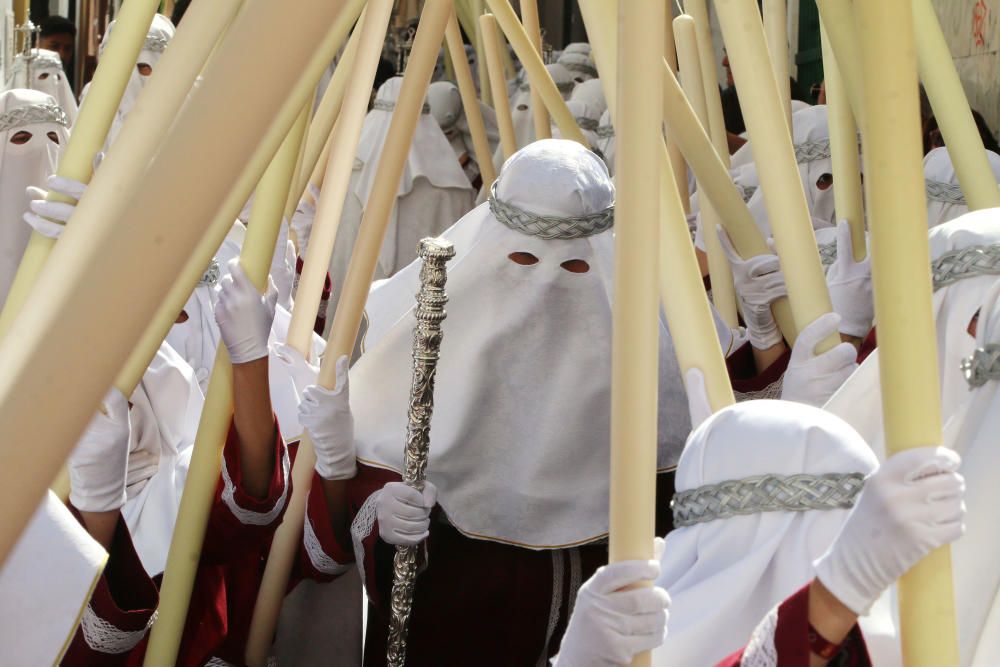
[653,400,878,666]
[0,88,68,307]
[350,140,722,548]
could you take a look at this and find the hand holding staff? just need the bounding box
[386,238,456,667]
[247,4,454,663]
[857,0,960,663]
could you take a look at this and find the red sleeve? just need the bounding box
[202,417,290,564]
[717,584,871,667]
[62,514,159,666]
[857,327,877,363]
[726,341,791,397]
[296,470,357,582]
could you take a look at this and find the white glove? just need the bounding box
[376,481,438,546]
[214,258,278,364]
[718,227,787,349]
[290,184,319,256]
[815,447,965,615]
[69,389,131,513]
[554,540,670,667]
[826,220,874,338]
[269,219,295,309]
[684,367,713,430]
[271,342,320,396]
[22,175,87,239]
[298,355,357,480]
[781,312,858,407]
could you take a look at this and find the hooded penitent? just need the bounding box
[7,48,78,126]
[923,146,1000,229]
[427,80,500,184]
[558,47,598,83]
[0,88,69,307]
[569,78,607,118]
[84,13,175,149]
[349,139,728,549]
[943,278,1000,665]
[654,400,878,666]
[827,209,1000,460]
[326,76,474,322]
[551,99,602,153]
[508,62,577,151]
[743,104,839,238]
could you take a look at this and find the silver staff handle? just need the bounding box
[386,237,456,667]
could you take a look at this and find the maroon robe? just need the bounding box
[301,462,677,667]
[62,419,289,667]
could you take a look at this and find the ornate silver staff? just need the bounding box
[386,237,456,667]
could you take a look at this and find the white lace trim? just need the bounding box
[80,605,157,654]
[741,605,779,667]
[735,376,784,402]
[350,490,381,584]
[220,443,291,526]
[303,513,351,576]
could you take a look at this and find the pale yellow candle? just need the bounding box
[286,0,395,361]
[289,2,367,216]
[857,0,959,663]
[485,0,586,146]
[142,100,311,667]
[579,0,734,415]
[664,7,690,216]
[247,5,454,664]
[480,14,517,159]
[684,0,730,171]
[610,2,663,664]
[13,0,28,27]
[443,38,456,82]
[814,0,864,120]
[763,0,791,132]
[520,0,550,141]
[473,0,492,107]
[680,2,741,328]
[0,0,355,569]
[580,0,795,341]
[114,0,360,395]
[309,128,336,192]
[0,0,160,337]
[715,0,835,349]
[913,0,1000,210]
[659,146,736,412]
[820,21,866,260]
[674,18,708,121]
[445,10,498,186]
[674,16,737,327]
